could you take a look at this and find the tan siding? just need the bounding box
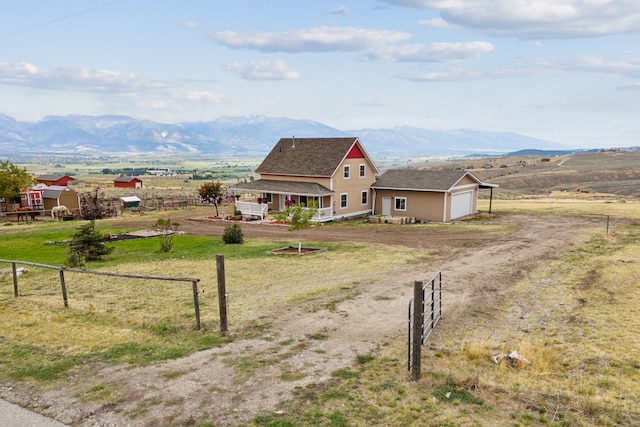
[332,158,376,217]
[374,190,446,222]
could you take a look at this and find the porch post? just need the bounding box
[488,188,493,213]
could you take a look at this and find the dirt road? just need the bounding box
[1,212,604,426]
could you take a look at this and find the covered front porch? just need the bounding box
[233,179,334,222]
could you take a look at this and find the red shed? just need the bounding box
[36,174,75,186]
[114,176,143,189]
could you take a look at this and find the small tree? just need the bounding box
[79,188,111,220]
[275,201,318,252]
[222,223,244,244]
[0,160,35,206]
[198,181,225,216]
[153,217,180,252]
[67,221,114,266]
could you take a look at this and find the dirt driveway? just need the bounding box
[1,212,604,426]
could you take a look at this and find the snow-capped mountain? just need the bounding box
[0,114,565,157]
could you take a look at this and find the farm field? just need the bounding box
[1,151,640,426]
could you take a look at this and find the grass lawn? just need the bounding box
[0,219,421,384]
[2,199,640,426]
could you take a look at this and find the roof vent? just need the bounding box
[292,135,295,148]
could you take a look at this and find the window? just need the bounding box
[359,164,366,177]
[395,197,407,211]
[343,165,350,179]
[361,190,368,205]
[264,193,272,203]
[299,195,308,205]
[340,193,348,209]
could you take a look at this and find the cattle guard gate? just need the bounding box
[408,271,442,380]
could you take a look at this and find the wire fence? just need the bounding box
[1,259,207,332]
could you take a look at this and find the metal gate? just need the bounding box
[408,271,442,379]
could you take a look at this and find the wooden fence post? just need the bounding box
[12,262,19,297]
[59,269,69,308]
[216,254,228,335]
[191,280,201,331]
[411,280,424,381]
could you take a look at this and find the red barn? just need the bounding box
[36,174,75,186]
[114,176,143,189]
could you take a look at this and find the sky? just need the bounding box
[1,0,639,149]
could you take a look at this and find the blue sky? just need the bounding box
[1,1,639,149]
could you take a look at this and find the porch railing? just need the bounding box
[235,201,268,219]
[312,207,333,222]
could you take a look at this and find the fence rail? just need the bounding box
[1,259,203,330]
[408,271,442,380]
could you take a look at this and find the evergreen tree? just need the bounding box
[67,221,114,266]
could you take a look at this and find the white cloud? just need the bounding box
[367,41,494,62]
[178,91,222,102]
[402,54,640,81]
[225,59,301,80]
[530,55,640,78]
[212,25,493,63]
[330,5,349,15]
[211,26,411,53]
[183,21,199,29]
[401,66,526,81]
[383,0,640,38]
[0,62,171,92]
[618,82,640,90]
[418,18,449,28]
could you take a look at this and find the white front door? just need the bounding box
[382,197,391,216]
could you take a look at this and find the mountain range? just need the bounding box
[0,113,571,157]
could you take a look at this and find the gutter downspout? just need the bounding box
[442,192,448,223]
[371,188,376,215]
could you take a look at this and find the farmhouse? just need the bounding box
[41,185,81,213]
[234,137,379,221]
[36,174,75,186]
[114,176,143,189]
[371,169,497,222]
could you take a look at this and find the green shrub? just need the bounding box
[153,217,180,253]
[222,223,244,244]
[67,221,114,266]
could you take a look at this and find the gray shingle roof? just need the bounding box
[255,137,361,177]
[37,174,71,181]
[372,169,482,192]
[114,176,142,182]
[234,179,333,196]
[42,186,74,199]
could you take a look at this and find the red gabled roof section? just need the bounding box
[346,143,365,159]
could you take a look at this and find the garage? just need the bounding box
[372,169,497,223]
[450,191,474,220]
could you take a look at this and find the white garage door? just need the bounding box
[450,191,474,220]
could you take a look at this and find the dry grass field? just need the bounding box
[1,150,640,426]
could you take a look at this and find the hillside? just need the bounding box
[420,150,640,199]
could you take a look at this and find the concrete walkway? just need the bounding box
[0,399,67,427]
